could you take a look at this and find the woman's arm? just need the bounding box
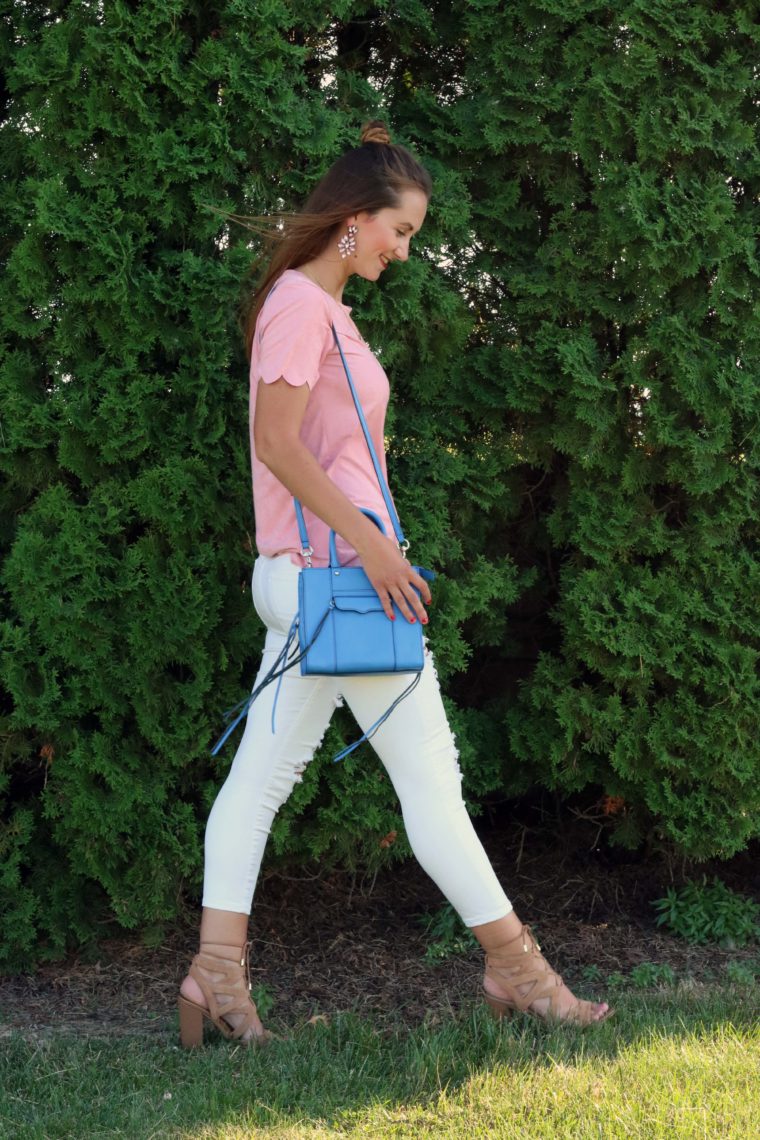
[254,377,430,624]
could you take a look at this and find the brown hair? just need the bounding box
[235,121,432,359]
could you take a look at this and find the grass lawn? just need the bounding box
[2,984,758,1139]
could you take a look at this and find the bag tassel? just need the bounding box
[210,607,331,756]
[211,604,422,763]
[331,671,422,763]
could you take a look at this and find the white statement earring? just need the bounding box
[338,223,358,259]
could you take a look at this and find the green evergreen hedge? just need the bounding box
[1,2,758,968]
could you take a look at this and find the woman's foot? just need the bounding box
[178,942,270,1046]
[483,970,610,1023]
[482,924,611,1026]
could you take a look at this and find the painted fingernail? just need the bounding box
[409,617,417,624]
[422,617,429,625]
[389,613,395,621]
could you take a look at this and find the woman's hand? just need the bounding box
[354,524,431,625]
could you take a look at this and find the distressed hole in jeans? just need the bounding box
[452,735,462,781]
[296,694,345,775]
[427,649,463,781]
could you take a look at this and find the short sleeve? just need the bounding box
[254,282,333,390]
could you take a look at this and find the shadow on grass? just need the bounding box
[2,985,758,1138]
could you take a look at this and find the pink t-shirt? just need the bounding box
[249,269,397,568]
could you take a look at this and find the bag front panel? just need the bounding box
[298,567,424,676]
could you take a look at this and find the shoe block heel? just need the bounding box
[178,996,205,1048]
[483,991,516,1020]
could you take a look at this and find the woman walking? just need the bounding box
[178,122,610,1045]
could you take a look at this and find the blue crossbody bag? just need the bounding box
[211,322,435,763]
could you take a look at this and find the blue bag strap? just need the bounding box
[332,672,422,762]
[330,324,406,548]
[293,498,312,566]
[294,322,407,560]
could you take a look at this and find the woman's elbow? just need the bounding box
[254,433,279,471]
[255,425,295,473]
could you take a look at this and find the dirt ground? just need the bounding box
[2,800,758,1039]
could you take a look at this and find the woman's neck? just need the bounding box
[295,255,350,304]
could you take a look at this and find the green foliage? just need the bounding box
[419,902,478,964]
[653,878,760,947]
[724,960,759,986]
[582,962,677,990]
[250,982,276,1020]
[604,971,629,990]
[1,1,759,968]
[629,962,677,989]
[457,2,760,860]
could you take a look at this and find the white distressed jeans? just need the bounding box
[203,553,512,926]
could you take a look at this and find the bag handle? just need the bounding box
[294,323,407,565]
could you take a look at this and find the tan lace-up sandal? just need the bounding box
[483,924,613,1027]
[178,941,273,1048]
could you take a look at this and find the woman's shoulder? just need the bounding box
[255,269,334,337]
[262,269,361,341]
[266,269,333,310]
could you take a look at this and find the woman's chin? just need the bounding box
[354,264,383,283]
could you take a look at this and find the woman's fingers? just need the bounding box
[409,567,433,608]
[370,575,427,623]
[378,570,430,624]
[389,586,427,625]
[376,589,396,622]
[360,534,432,623]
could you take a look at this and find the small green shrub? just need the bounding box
[653,878,760,947]
[605,971,628,989]
[250,983,275,1020]
[419,904,478,964]
[724,960,759,986]
[629,962,677,988]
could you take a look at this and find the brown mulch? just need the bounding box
[2,803,759,1039]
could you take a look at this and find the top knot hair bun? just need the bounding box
[361,120,392,146]
[242,116,432,357]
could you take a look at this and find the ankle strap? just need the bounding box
[198,941,248,964]
[486,924,540,958]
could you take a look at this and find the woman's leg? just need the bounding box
[341,648,511,925]
[341,648,609,1023]
[181,556,341,1039]
[201,637,339,914]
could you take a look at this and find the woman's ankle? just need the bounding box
[199,906,250,950]
[198,942,246,960]
[471,910,525,955]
